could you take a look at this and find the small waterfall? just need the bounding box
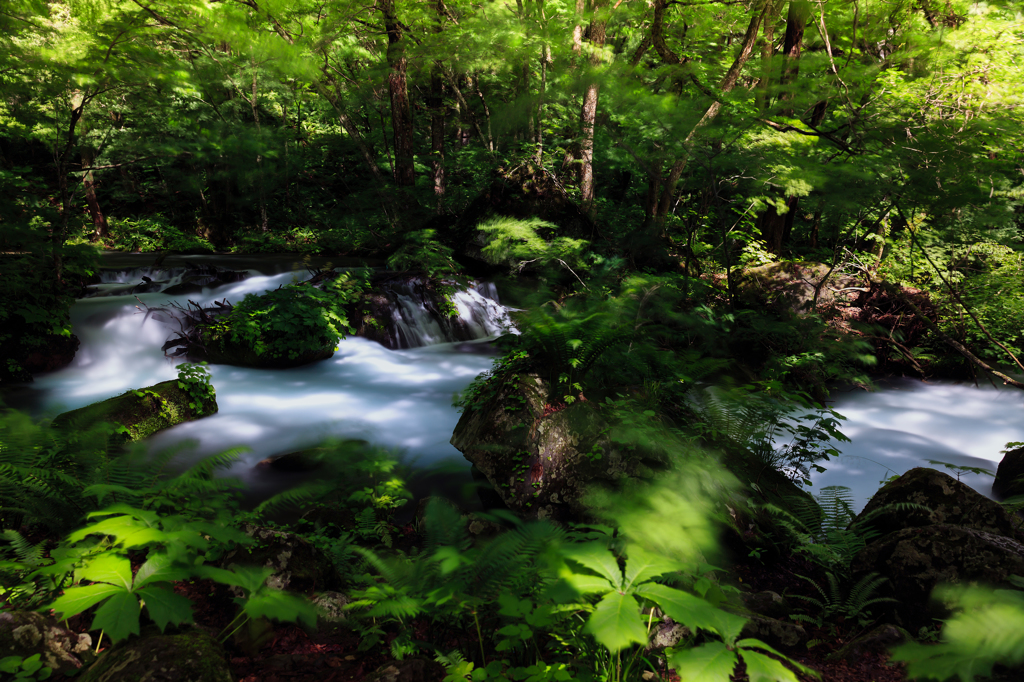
[381,278,516,349]
[85,265,250,298]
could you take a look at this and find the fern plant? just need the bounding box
[791,571,897,632]
[519,305,632,404]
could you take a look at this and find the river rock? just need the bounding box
[0,611,92,675]
[850,524,1024,629]
[450,373,662,521]
[79,630,231,682]
[993,446,1024,500]
[51,379,217,442]
[852,467,1022,540]
[223,525,342,593]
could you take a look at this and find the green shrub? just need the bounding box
[201,271,366,364]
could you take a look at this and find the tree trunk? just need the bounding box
[82,150,108,240]
[778,0,809,113]
[430,70,446,212]
[579,1,606,215]
[653,0,769,229]
[382,0,415,186]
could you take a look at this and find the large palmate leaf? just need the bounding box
[583,591,647,652]
[91,590,141,642]
[50,583,123,619]
[635,582,746,645]
[561,542,622,588]
[136,586,194,631]
[667,642,737,682]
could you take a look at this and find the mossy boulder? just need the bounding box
[52,379,217,442]
[852,467,1022,540]
[994,446,1024,501]
[0,611,92,675]
[450,373,664,521]
[850,524,1024,629]
[79,630,231,682]
[222,525,342,593]
[734,262,866,317]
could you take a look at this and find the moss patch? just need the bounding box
[52,379,217,442]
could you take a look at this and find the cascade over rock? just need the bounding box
[450,373,662,521]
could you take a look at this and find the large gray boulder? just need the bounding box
[852,467,1022,540]
[451,374,663,521]
[850,524,1024,630]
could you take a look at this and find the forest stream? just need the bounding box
[7,254,1023,512]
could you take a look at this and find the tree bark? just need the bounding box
[430,70,446,212]
[82,149,108,240]
[579,0,606,215]
[382,0,415,186]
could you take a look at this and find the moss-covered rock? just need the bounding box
[0,611,92,675]
[994,446,1024,501]
[853,467,1022,540]
[450,373,664,521]
[850,524,1024,629]
[51,379,217,442]
[222,525,342,593]
[734,262,866,317]
[79,630,231,682]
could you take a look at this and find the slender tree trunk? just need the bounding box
[82,149,108,240]
[382,0,415,186]
[760,0,808,255]
[534,46,549,165]
[430,70,446,212]
[653,0,769,229]
[778,0,809,112]
[579,0,606,215]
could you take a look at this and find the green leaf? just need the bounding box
[740,648,802,682]
[635,583,747,645]
[91,590,141,642]
[50,583,123,619]
[621,545,678,590]
[242,589,318,628]
[583,590,647,652]
[562,542,622,589]
[133,552,190,589]
[76,553,133,590]
[562,572,613,595]
[137,586,194,631]
[667,641,737,682]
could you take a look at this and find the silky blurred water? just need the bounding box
[13,265,502,494]
[811,377,1024,510]
[9,256,1024,510]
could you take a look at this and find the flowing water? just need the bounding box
[6,255,510,497]
[6,254,1024,511]
[812,377,1024,510]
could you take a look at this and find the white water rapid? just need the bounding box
[11,258,510,495]
[811,377,1024,511]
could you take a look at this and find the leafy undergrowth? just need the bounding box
[91,539,909,682]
